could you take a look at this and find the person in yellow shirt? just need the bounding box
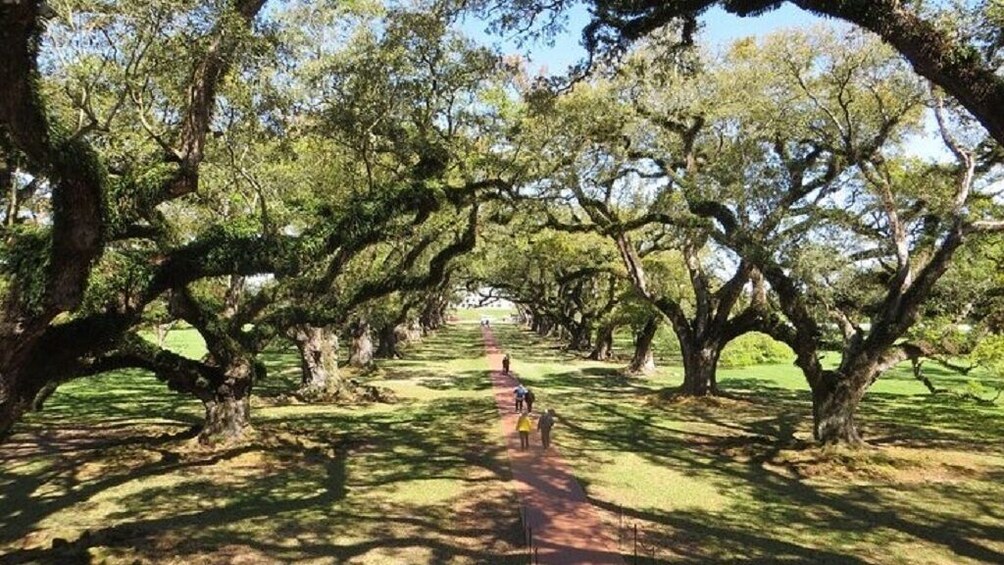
[516,410,533,449]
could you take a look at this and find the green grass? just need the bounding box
[0,325,523,564]
[611,325,1002,400]
[450,306,515,323]
[492,323,1004,564]
[4,320,1004,564]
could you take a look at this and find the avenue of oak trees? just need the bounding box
[1,0,1002,447]
[0,0,516,442]
[471,0,1004,444]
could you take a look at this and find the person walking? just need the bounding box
[517,410,533,449]
[502,353,511,375]
[513,383,527,412]
[538,408,555,449]
[524,388,535,413]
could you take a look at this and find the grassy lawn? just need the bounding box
[450,307,515,324]
[4,319,1004,564]
[0,325,522,564]
[492,323,1004,564]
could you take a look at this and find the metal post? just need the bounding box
[618,505,623,548]
[633,523,638,565]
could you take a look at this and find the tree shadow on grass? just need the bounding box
[488,326,578,365]
[23,369,203,428]
[494,325,1004,562]
[0,440,263,549]
[0,394,522,564]
[556,394,1004,563]
[413,369,495,392]
[1,434,350,564]
[521,368,659,402]
[395,326,487,362]
[711,377,1004,454]
[607,503,869,564]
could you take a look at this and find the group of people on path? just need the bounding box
[505,353,556,451]
[517,407,555,450]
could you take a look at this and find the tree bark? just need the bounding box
[420,295,447,333]
[375,323,401,359]
[290,324,342,398]
[0,370,34,440]
[535,317,555,336]
[166,287,260,444]
[589,324,615,360]
[628,317,658,374]
[200,377,253,444]
[404,321,422,343]
[679,341,720,396]
[191,334,265,444]
[568,323,592,351]
[811,375,865,445]
[349,320,374,367]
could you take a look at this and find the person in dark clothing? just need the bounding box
[524,389,535,413]
[502,353,510,375]
[538,409,555,449]
[514,383,527,412]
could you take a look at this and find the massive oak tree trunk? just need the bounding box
[811,375,866,445]
[628,317,658,374]
[589,324,615,360]
[197,353,259,445]
[375,323,401,359]
[201,375,253,444]
[404,321,422,343]
[0,368,36,440]
[534,316,556,336]
[290,325,342,398]
[192,311,267,444]
[808,356,881,445]
[515,307,531,326]
[420,296,447,333]
[349,320,374,367]
[679,340,720,396]
[167,287,260,445]
[568,323,592,351]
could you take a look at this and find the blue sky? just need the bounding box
[460,4,948,161]
[461,3,837,75]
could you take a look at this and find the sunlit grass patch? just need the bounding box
[1,323,520,564]
[496,324,1004,564]
[588,452,730,512]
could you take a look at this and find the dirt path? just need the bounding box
[481,325,625,565]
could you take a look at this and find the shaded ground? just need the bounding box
[0,325,523,564]
[493,323,1004,564]
[483,325,624,564]
[4,320,1004,564]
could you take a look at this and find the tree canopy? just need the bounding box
[0,0,1001,447]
